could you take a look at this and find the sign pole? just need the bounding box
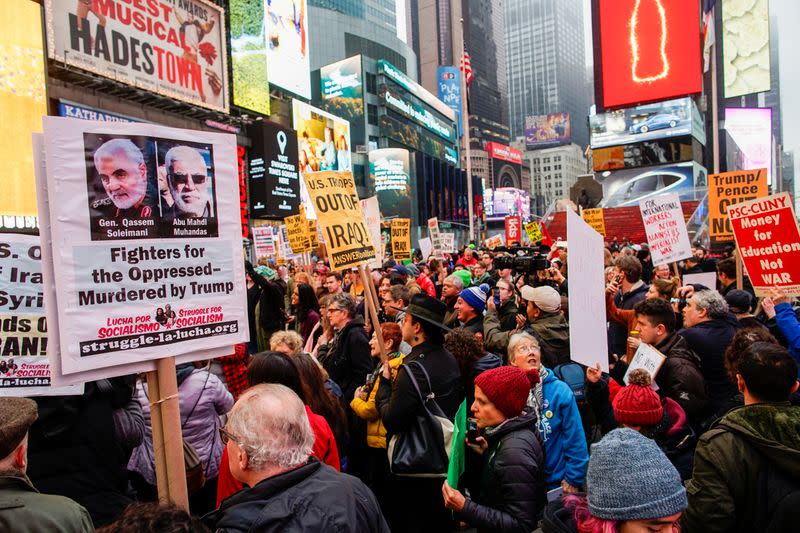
[735,248,744,290]
[359,264,386,359]
[146,370,169,503]
[155,356,189,510]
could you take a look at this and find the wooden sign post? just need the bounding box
[359,265,386,359]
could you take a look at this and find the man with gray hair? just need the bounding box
[204,384,388,531]
[91,138,155,219]
[163,145,213,219]
[680,289,740,418]
[441,274,464,327]
[0,398,93,532]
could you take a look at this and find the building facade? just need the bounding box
[526,143,587,215]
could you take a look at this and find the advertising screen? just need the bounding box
[525,113,571,148]
[722,0,770,98]
[484,188,530,222]
[369,148,412,220]
[593,0,701,110]
[724,108,773,185]
[382,86,457,144]
[437,66,462,135]
[1,0,47,228]
[590,97,699,148]
[486,142,523,190]
[592,137,697,172]
[378,60,455,121]
[249,121,300,218]
[45,0,229,113]
[267,0,311,99]
[598,162,704,208]
[230,0,270,115]
[321,55,364,141]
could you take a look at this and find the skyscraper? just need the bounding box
[505,0,592,148]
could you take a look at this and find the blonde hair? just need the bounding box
[269,330,304,355]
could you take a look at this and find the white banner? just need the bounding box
[252,226,275,258]
[44,0,229,112]
[639,193,692,266]
[360,196,383,270]
[440,232,455,253]
[41,117,247,376]
[567,209,608,373]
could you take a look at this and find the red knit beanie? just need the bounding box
[474,366,540,419]
[613,369,664,426]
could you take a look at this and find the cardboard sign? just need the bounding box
[505,215,522,245]
[440,232,455,253]
[285,205,311,254]
[419,237,432,260]
[359,196,383,270]
[567,209,608,373]
[729,192,800,296]
[428,217,443,258]
[581,208,606,236]
[252,226,276,258]
[683,272,718,290]
[525,221,543,243]
[303,171,375,270]
[624,343,667,385]
[708,168,768,241]
[640,193,693,266]
[308,219,319,248]
[391,218,412,260]
[485,234,504,250]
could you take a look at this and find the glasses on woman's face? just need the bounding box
[219,426,238,445]
[515,344,539,355]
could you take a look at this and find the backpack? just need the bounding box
[551,362,586,404]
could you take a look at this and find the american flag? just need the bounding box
[460,51,473,88]
[702,0,717,73]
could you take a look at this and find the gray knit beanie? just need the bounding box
[587,428,687,521]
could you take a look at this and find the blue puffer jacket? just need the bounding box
[537,368,589,489]
[773,302,800,375]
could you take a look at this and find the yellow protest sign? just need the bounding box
[582,208,606,236]
[308,219,318,248]
[391,218,412,260]
[303,171,376,270]
[286,213,311,254]
[524,221,543,243]
[708,168,768,242]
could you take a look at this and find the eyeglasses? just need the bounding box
[327,307,344,315]
[516,344,539,355]
[219,427,238,445]
[170,172,207,186]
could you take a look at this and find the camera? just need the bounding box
[491,246,550,274]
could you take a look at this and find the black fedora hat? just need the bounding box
[393,294,452,332]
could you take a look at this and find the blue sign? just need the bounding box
[437,66,462,137]
[57,101,140,123]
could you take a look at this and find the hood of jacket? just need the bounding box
[717,403,800,477]
[656,333,701,366]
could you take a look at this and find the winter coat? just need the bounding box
[417,273,437,297]
[457,411,545,533]
[204,458,390,533]
[376,340,465,436]
[653,333,708,423]
[773,302,800,373]
[679,315,739,413]
[608,282,649,357]
[482,310,571,367]
[538,368,589,488]
[350,354,406,448]
[296,309,321,345]
[320,316,374,402]
[497,298,520,332]
[0,476,94,533]
[683,403,800,533]
[444,296,459,329]
[129,367,233,485]
[459,315,484,336]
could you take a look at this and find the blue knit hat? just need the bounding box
[587,428,687,521]
[458,283,490,314]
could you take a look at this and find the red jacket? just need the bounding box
[416,273,436,297]
[215,405,340,506]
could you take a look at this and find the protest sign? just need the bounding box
[391,218,412,261]
[525,221,543,243]
[308,219,319,248]
[505,215,522,246]
[708,168,768,241]
[303,171,375,270]
[428,217,443,258]
[359,196,383,270]
[252,226,275,258]
[624,343,666,385]
[729,192,800,296]
[683,272,718,290]
[639,193,692,266]
[581,208,606,236]
[485,234,504,249]
[440,232,455,253]
[419,237,433,260]
[285,205,311,254]
[0,233,82,396]
[567,209,608,372]
[41,117,248,377]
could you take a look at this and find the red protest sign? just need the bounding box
[728,192,800,297]
[505,215,522,246]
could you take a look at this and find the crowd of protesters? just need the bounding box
[2,237,800,533]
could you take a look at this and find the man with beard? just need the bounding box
[92,139,156,220]
[163,146,214,219]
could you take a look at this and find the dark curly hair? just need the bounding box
[445,329,485,384]
[724,327,779,383]
[94,502,210,533]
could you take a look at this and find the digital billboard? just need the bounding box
[724,107,773,184]
[486,142,523,190]
[230,0,270,115]
[592,0,702,110]
[382,86,457,144]
[44,0,229,113]
[369,148,413,219]
[378,60,456,121]
[525,113,571,148]
[589,97,700,149]
[249,121,301,218]
[437,66,462,135]
[1,0,47,229]
[722,0,770,98]
[321,55,364,141]
[267,0,311,99]
[598,161,704,208]
[292,100,351,217]
[483,188,531,221]
[592,137,697,172]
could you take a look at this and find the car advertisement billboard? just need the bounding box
[722,0,771,98]
[724,107,773,185]
[590,98,699,149]
[592,0,701,110]
[267,0,311,99]
[369,148,413,220]
[230,0,270,115]
[44,0,229,113]
[484,188,530,222]
[321,55,364,143]
[525,113,571,148]
[598,161,704,208]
